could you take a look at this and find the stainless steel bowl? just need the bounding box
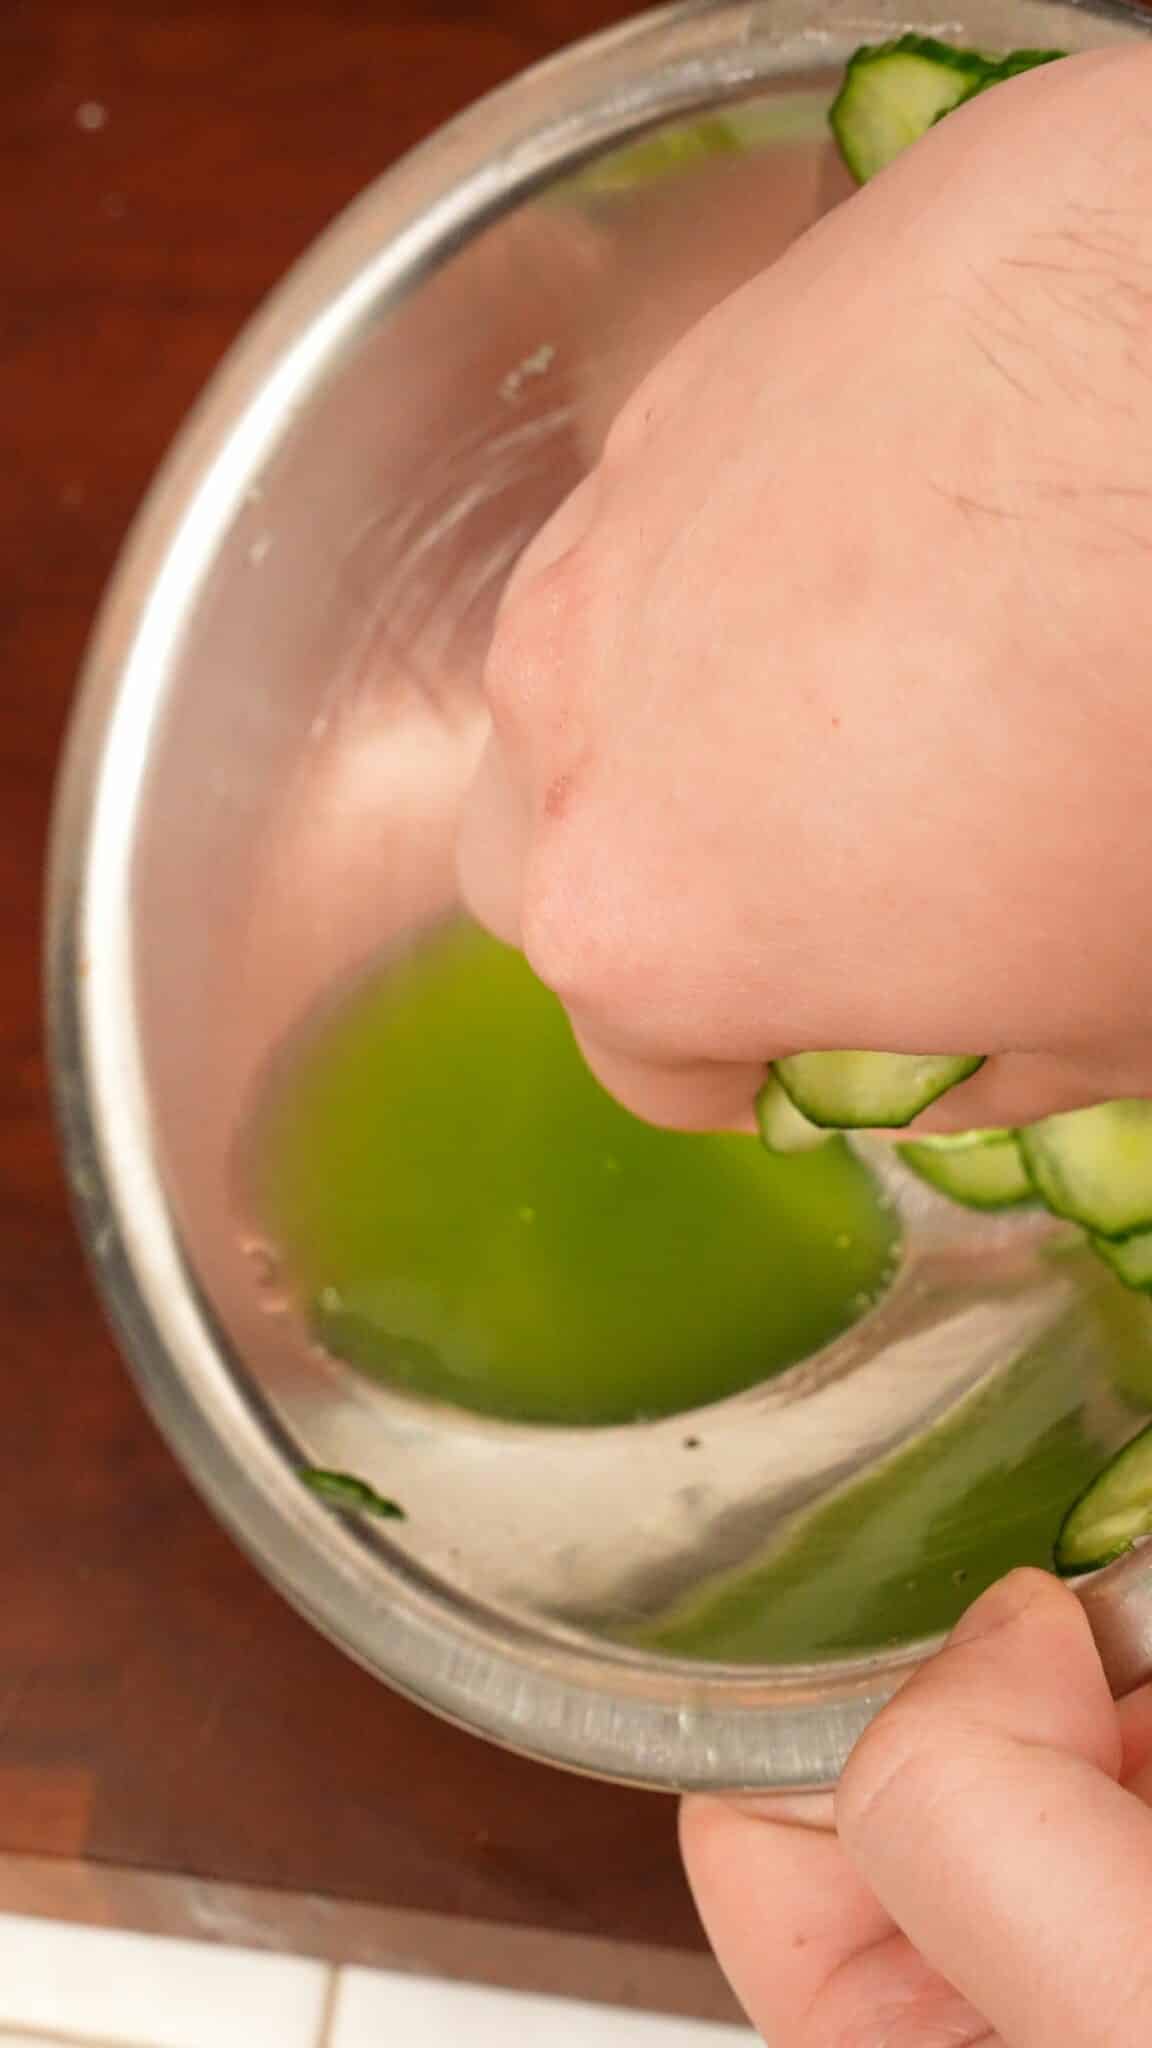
[49,0,1152,1790]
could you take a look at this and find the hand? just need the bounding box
[459,50,1152,1135]
[683,1570,1152,2046]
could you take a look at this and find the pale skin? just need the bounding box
[457,45,1152,2044]
[460,47,1152,1135]
[684,1571,1152,2047]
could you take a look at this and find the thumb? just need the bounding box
[837,1568,1152,2048]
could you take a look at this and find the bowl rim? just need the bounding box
[46,0,1152,1792]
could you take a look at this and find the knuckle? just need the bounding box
[482,540,591,741]
[599,389,649,471]
[520,835,628,1015]
[482,568,553,731]
[600,377,664,473]
[599,338,696,473]
[520,827,662,1042]
[579,1049,678,1129]
[589,1053,760,1132]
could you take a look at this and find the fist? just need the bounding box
[460,49,1152,1134]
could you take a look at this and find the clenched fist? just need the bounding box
[459,49,1152,1135]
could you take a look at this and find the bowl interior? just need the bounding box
[60,0,1152,1787]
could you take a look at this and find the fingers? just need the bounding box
[683,1586,1152,2048]
[569,1025,763,1132]
[837,1569,1152,2048]
[682,1793,991,2046]
[498,469,602,608]
[458,475,601,949]
[459,732,773,1127]
[456,734,529,945]
[680,1795,893,2038]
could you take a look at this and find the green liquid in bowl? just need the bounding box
[627,1278,1152,1660]
[631,1336,1100,1659]
[255,925,899,1427]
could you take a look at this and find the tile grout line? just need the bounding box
[0,2028,169,2048]
[314,1965,343,2048]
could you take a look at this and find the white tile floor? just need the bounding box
[0,1916,758,2047]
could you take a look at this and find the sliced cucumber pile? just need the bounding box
[755,1070,834,1154]
[1091,1230,1152,1292]
[1055,1422,1152,1576]
[759,1062,1152,1293]
[1019,1102,1152,1240]
[898,1129,1031,1212]
[829,33,1064,182]
[774,1050,983,1129]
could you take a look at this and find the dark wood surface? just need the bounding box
[1,0,706,1951]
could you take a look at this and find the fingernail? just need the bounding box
[948,1567,1046,1648]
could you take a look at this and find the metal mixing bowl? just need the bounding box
[49,0,1152,1790]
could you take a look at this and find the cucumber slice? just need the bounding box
[1090,1228,1152,1293]
[1019,1101,1152,1239]
[830,36,1065,183]
[898,1129,1031,1211]
[829,35,991,181]
[773,1051,984,1130]
[969,48,1065,90]
[1055,1422,1152,1575]
[755,1071,835,1154]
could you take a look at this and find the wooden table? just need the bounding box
[1,0,738,2018]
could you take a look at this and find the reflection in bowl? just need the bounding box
[51,0,1152,1787]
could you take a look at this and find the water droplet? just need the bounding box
[500,341,556,401]
[852,1289,873,1313]
[310,710,331,741]
[244,1241,276,1285]
[76,100,108,131]
[517,1205,536,1224]
[319,1283,344,1314]
[247,532,273,566]
[834,1232,852,1250]
[602,1156,621,1174]
[241,1237,290,1312]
